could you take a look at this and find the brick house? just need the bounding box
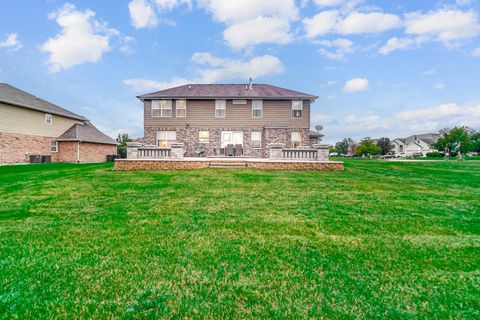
[136,83,320,157]
[0,83,117,164]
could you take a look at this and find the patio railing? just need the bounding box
[138,146,171,158]
[282,148,318,160]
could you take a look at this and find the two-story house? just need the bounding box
[0,83,117,164]
[391,133,440,157]
[136,83,319,157]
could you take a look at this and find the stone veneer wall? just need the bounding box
[52,141,116,163]
[0,132,54,164]
[143,127,311,157]
[114,159,344,171]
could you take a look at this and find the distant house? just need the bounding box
[0,83,117,164]
[136,83,320,157]
[392,133,440,157]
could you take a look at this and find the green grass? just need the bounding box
[1,160,479,319]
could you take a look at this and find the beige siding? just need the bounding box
[0,102,83,137]
[144,99,310,129]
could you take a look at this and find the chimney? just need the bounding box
[248,77,253,90]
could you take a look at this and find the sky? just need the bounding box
[1,0,480,144]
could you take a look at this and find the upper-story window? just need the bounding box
[176,99,186,118]
[215,100,226,118]
[45,113,53,125]
[152,100,172,117]
[252,100,263,118]
[292,100,303,118]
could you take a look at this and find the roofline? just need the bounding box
[55,138,118,145]
[0,98,88,121]
[137,96,318,101]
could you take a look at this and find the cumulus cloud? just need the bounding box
[317,38,355,59]
[303,10,339,38]
[379,36,425,54]
[336,11,402,34]
[0,33,23,51]
[124,52,284,92]
[41,3,132,72]
[129,0,158,28]
[314,0,346,6]
[343,78,369,92]
[198,0,298,49]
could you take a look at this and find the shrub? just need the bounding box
[426,152,445,158]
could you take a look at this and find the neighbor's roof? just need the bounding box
[0,83,87,121]
[138,84,318,100]
[394,133,440,145]
[56,122,118,145]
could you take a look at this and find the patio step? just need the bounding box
[209,161,247,169]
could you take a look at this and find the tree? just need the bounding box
[376,137,393,155]
[354,138,381,156]
[433,127,472,156]
[469,131,480,153]
[335,138,355,155]
[117,133,133,158]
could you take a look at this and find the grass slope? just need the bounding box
[0,160,479,319]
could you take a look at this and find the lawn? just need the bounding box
[0,159,479,319]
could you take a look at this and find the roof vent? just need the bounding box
[188,84,192,89]
[248,77,253,90]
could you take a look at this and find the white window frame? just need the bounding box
[252,100,263,118]
[151,100,172,117]
[251,131,262,149]
[199,131,209,143]
[176,99,187,118]
[215,100,226,118]
[291,132,302,148]
[156,131,176,147]
[50,140,58,152]
[292,100,303,118]
[45,113,53,125]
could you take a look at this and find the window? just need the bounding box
[292,100,303,118]
[50,140,58,152]
[45,113,53,125]
[251,131,262,148]
[252,100,263,118]
[199,131,209,143]
[176,99,186,118]
[233,99,247,105]
[151,100,172,117]
[291,132,302,148]
[215,100,226,118]
[156,131,176,147]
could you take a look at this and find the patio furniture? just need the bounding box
[235,144,243,156]
[226,144,234,157]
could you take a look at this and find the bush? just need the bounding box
[426,152,445,158]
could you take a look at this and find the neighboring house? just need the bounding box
[136,83,319,157]
[392,133,440,157]
[0,83,117,164]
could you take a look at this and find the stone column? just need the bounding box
[268,143,284,160]
[312,144,330,161]
[170,143,185,159]
[126,142,142,159]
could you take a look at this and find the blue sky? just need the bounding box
[1,0,480,143]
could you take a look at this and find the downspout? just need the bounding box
[77,141,80,163]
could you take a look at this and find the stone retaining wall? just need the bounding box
[114,159,344,171]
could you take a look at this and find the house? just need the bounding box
[0,83,117,164]
[391,133,440,157]
[135,83,320,157]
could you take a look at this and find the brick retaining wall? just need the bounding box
[114,159,344,171]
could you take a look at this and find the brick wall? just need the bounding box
[114,159,344,171]
[52,141,116,163]
[0,132,53,164]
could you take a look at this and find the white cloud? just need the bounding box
[343,77,369,92]
[128,0,158,28]
[379,36,425,55]
[0,33,22,51]
[405,9,480,44]
[336,11,402,34]
[303,10,339,38]
[124,53,284,92]
[198,0,298,49]
[192,52,284,82]
[472,47,480,56]
[318,38,354,59]
[155,0,192,10]
[41,3,131,72]
[123,77,190,92]
[223,16,293,49]
[314,0,345,6]
[422,69,436,76]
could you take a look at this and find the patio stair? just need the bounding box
[208,160,247,169]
